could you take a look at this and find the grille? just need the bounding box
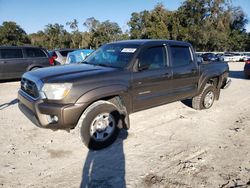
[21,78,39,98]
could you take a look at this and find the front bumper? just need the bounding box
[18,90,86,129]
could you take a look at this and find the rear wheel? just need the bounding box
[192,84,216,110]
[77,101,120,150]
[245,73,250,79]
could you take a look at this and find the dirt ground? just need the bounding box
[0,62,250,188]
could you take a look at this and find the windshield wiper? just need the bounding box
[81,61,92,65]
[94,63,111,67]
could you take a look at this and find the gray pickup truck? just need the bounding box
[18,40,231,150]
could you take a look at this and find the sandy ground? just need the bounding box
[0,62,250,188]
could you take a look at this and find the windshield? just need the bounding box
[84,43,139,68]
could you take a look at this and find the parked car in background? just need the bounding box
[215,53,224,61]
[222,53,244,62]
[0,46,53,80]
[244,58,250,79]
[222,53,235,62]
[65,49,94,64]
[243,53,250,61]
[201,53,220,62]
[49,49,75,65]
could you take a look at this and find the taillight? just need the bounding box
[245,60,250,64]
[49,57,54,65]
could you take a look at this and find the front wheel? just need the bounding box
[77,101,120,150]
[192,84,216,110]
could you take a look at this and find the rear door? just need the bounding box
[132,45,173,111]
[24,48,49,68]
[168,45,199,99]
[0,48,25,79]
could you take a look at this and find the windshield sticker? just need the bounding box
[121,48,137,53]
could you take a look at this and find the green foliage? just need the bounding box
[29,31,48,47]
[1,0,250,51]
[29,23,71,50]
[0,21,30,45]
[128,0,249,51]
[128,4,171,39]
[84,18,122,48]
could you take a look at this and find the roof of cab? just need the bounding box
[109,39,191,46]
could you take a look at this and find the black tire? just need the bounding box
[215,87,221,100]
[245,74,250,79]
[77,100,120,150]
[192,84,216,110]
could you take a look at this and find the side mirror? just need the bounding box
[197,57,203,65]
[138,61,150,71]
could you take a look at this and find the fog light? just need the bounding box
[47,115,58,124]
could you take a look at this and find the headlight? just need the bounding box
[42,83,72,100]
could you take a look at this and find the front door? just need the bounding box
[131,45,173,112]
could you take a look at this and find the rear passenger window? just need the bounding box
[26,48,46,57]
[138,46,165,71]
[170,46,192,67]
[1,49,23,59]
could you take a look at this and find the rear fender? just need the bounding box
[198,74,221,95]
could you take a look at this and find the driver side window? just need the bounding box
[138,46,166,71]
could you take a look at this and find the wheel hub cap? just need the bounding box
[90,113,115,141]
[204,91,214,108]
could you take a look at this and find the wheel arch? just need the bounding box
[198,74,223,95]
[75,85,131,129]
[27,65,42,71]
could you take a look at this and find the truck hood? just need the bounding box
[23,64,118,83]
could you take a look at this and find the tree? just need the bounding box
[66,19,79,31]
[29,31,48,47]
[83,17,100,33]
[84,18,122,48]
[128,0,248,51]
[66,19,83,48]
[227,6,248,51]
[245,33,250,51]
[128,4,171,39]
[81,31,92,48]
[128,11,150,39]
[0,21,30,45]
[44,23,71,49]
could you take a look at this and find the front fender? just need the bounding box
[76,84,132,113]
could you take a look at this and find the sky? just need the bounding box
[0,0,250,34]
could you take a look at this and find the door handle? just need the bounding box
[161,72,170,78]
[191,69,197,73]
